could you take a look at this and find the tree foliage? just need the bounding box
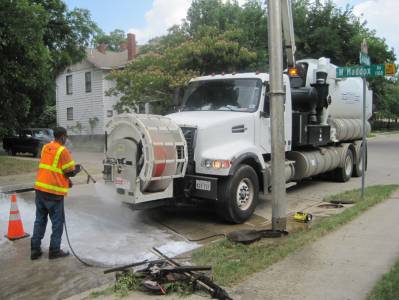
[378,80,399,120]
[0,0,98,136]
[93,29,127,51]
[108,0,395,113]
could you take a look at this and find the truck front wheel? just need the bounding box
[217,165,259,224]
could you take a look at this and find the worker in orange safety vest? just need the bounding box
[31,127,81,260]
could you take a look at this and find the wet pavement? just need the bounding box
[0,133,398,299]
[0,185,198,300]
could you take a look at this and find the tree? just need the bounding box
[107,31,257,111]
[93,29,127,51]
[0,0,50,136]
[378,80,399,126]
[0,0,98,137]
[107,0,395,114]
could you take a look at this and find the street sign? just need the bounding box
[336,64,385,78]
[359,52,370,66]
[385,63,396,76]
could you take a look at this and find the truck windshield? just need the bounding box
[182,78,262,112]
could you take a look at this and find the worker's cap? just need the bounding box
[53,127,68,139]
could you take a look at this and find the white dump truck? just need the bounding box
[103,57,372,223]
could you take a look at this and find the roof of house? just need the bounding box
[85,48,130,69]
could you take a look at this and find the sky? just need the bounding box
[64,0,398,60]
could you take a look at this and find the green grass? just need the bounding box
[368,258,399,300]
[89,286,114,298]
[372,129,399,135]
[192,185,399,286]
[0,156,38,176]
[92,270,194,298]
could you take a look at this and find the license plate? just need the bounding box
[114,177,131,190]
[196,180,211,191]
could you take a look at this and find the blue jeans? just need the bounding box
[31,190,64,252]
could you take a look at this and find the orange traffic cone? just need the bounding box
[5,194,30,240]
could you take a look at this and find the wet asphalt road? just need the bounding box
[0,133,398,299]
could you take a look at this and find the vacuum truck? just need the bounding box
[103,56,372,223]
[102,0,372,223]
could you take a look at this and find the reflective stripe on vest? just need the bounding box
[35,181,68,193]
[38,163,63,174]
[62,160,75,171]
[38,146,65,174]
[53,146,65,168]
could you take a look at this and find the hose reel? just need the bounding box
[104,114,188,205]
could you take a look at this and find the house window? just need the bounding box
[85,72,92,92]
[67,107,73,120]
[66,75,73,95]
[107,110,113,117]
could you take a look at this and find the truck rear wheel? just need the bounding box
[217,165,259,224]
[334,148,354,182]
[353,143,367,177]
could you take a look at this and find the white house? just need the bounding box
[55,33,137,137]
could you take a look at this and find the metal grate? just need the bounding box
[176,145,185,159]
[180,127,196,163]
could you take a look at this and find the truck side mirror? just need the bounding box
[173,87,184,107]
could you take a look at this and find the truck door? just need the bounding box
[258,83,292,154]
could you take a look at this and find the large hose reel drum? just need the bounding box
[106,114,188,201]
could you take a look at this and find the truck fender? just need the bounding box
[228,153,264,176]
[228,153,266,192]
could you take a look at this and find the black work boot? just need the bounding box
[31,249,43,260]
[49,249,70,259]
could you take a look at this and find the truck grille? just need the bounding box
[180,127,197,174]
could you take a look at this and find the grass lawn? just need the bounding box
[192,185,399,286]
[0,156,38,176]
[368,258,399,300]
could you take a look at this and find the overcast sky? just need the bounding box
[64,0,398,60]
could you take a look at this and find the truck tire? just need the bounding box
[353,143,367,177]
[217,164,259,224]
[333,148,354,182]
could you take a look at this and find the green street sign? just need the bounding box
[359,52,370,66]
[336,64,385,78]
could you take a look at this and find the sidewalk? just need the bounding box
[67,189,399,300]
[232,189,399,300]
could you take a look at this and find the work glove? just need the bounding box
[68,178,73,188]
[75,164,81,173]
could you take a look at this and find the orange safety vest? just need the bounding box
[34,141,75,196]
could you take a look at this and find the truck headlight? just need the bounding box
[202,159,230,169]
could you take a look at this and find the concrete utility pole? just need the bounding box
[268,0,287,230]
[360,39,368,199]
